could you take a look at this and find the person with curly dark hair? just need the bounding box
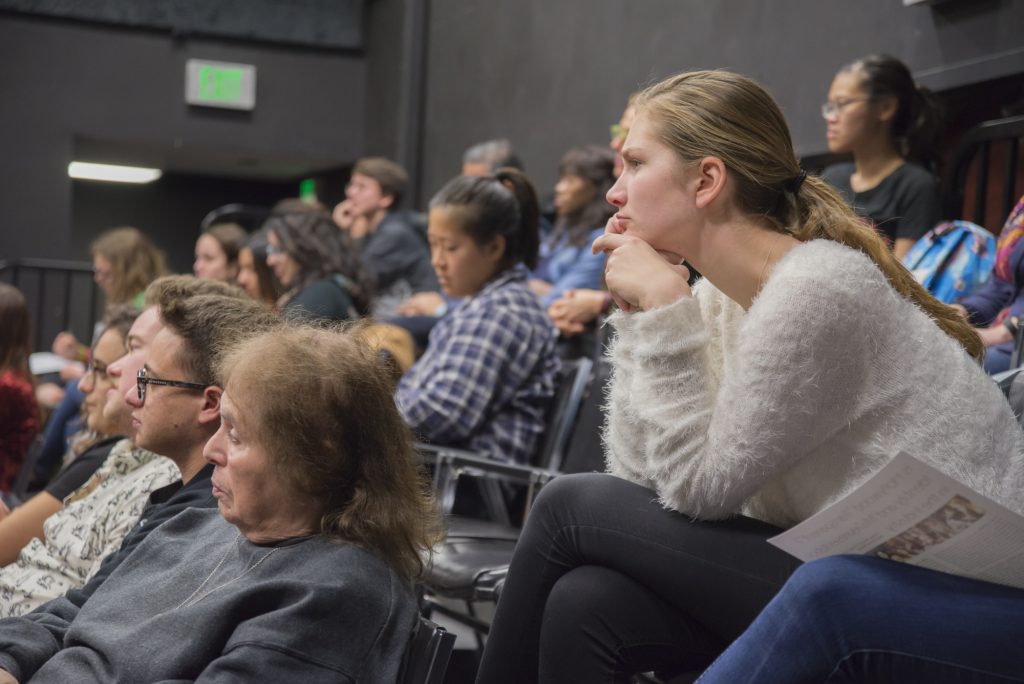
[264,209,374,322]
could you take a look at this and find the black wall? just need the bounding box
[71,174,297,275]
[0,0,364,50]
[419,0,1024,201]
[2,0,1024,267]
[362,0,411,162]
[0,13,366,262]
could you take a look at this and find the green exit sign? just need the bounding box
[186,59,256,111]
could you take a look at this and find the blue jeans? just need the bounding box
[36,379,84,479]
[697,555,1024,683]
[984,342,1014,375]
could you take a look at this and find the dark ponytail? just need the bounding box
[429,168,541,270]
[494,168,540,269]
[842,54,944,171]
[903,86,944,172]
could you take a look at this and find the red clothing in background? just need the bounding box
[0,369,39,492]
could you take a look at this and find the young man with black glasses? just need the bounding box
[0,277,278,619]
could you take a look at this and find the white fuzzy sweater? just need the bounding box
[604,239,1024,528]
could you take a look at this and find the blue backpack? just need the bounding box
[902,220,996,304]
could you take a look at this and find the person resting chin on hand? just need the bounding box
[592,217,692,313]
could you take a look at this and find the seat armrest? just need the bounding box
[416,443,560,521]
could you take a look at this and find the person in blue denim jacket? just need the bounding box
[531,145,617,308]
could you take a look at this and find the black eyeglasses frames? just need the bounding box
[136,367,207,403]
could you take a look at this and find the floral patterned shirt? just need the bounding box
[0,439,178,617]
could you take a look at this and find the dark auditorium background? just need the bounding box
[1,0,1022,270]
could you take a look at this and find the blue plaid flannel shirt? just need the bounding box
[396,265,561,464]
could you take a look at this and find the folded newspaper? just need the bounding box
[768,453,1024,590]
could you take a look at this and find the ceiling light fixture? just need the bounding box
[68,161,162,184]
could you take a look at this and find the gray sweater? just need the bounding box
[0,508,416,682]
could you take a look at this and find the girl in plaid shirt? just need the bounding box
[396,169,560,465]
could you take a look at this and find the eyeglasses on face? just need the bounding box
[136,367,207,403]
[85,359,111,382]
[821,97,873,119]
[264,242,284,256]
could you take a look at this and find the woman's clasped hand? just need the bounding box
[593,216,692,313]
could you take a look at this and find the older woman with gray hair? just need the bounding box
[0,326,443,683]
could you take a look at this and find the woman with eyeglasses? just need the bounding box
[821,54,943,259]
[263,208,374,323]
[0,307,138,567]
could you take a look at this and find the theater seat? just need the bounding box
[418,358,601,649]
[397,616,456,684]
[425,530,515,601]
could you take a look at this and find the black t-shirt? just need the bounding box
[822,161,942,245]
[44,435,123,501]
[283,277,357,323]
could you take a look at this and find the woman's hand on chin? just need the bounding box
[593,233,692,312]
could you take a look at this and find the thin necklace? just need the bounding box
[759,236,782,292]
[174,533,281,610]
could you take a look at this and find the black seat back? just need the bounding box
[534,357,593,472]
[397,616,456,684]
[560,356,611,475]
[999,368,1024,429]
[5,436,43,507]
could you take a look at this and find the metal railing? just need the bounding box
[0,258,103,352]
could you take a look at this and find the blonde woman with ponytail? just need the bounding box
[476,70,1024,684]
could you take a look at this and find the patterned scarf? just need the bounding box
[994,195,1024,283]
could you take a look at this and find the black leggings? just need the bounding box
[475,473,803,683]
